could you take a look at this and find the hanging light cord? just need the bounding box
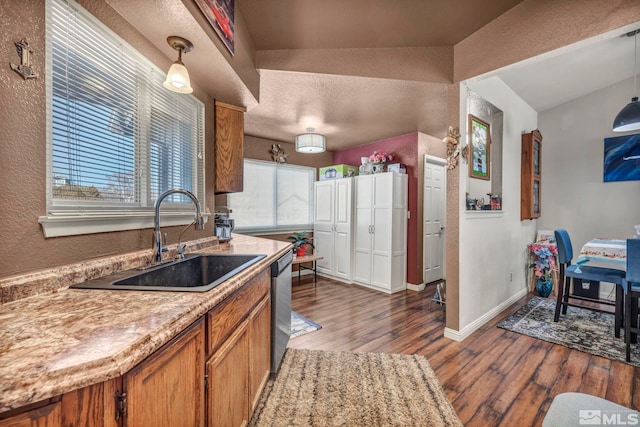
[634,30,638,97]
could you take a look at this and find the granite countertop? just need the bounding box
[0,234,291,413]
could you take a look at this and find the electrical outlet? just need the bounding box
[510,272,513,282]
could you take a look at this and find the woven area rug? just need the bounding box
[498,297,640,367]
[249,348,463,427]
[291,311,322,338]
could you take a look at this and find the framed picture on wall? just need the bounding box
[468,114,491,180]
[603,133,640,182]
[194,0,235,55]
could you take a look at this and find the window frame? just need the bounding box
[39,0,208,238]
[228,159,315,234]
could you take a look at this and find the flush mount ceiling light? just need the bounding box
[613,29,640,132]
[163,35,194,94]
[295,128,326,153]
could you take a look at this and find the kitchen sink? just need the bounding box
[70,254,266,292]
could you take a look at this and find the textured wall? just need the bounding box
[445,84,461,331]
[0,0,215,278]
[454,0,640,82]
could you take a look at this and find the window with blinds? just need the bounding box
[228,159,315,232]
[42,0,204,236]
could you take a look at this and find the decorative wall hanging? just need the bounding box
[271,144,288,164]
[468,114,491,180]
[10,39,38,80]
[194,0,235,55]
[603,133,640,182]
[443,126,461,170]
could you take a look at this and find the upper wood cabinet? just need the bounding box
[215,101,246,194]
[521,130,542,221]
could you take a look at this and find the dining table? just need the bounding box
[575,238,627,272]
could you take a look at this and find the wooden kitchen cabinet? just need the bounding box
[247,295,271,414]
[215,101,246,194]
[2,269,271,427]
[0,402,61,427]
[205,269,271,426]
[123,319,205,427]
[206,320,249,427]
[521,130,542,220]
[0,379,119,427]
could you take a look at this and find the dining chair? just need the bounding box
[624,238,640,362]
[553,230,626,336]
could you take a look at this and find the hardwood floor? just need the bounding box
[288,275,640,426]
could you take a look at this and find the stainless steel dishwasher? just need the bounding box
[270,250,292,373]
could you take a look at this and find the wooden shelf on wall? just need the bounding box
[521,130,542,221]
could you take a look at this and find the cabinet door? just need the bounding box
[207,321,249,427]
[371,174,393,289]
[0,403,60,427]
[352,175,373,284]
[215,102,246,194]
[314,181,335,274]
[248,295,271,414]
[124,319,205,427]
[333,179,352,280]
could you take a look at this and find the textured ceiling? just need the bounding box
[244,70,448,149]
[236,0,524,149]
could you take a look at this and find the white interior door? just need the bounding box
[423,155,446,284]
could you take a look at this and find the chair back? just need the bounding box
[554,229,573,265]
[627,238,640,284]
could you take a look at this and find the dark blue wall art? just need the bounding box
[603,133,640,182]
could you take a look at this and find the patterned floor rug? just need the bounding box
[498,297,640,367]
[291,311,322,338]
[249,348,463,427]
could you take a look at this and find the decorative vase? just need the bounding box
[535,278,553,298]
[372,163,385,174]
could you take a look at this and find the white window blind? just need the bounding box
[42,0,205,236]
[228,160,315,232]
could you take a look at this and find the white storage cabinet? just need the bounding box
[352,172,408,293]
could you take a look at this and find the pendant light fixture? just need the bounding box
[295,128,326,153]
[613,30,640,132]
[163,36,194,94]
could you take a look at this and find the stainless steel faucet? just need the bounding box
[153,188,205,264]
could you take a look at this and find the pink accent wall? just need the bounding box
[333,133,421,285]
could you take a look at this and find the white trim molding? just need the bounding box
[407,283,426,291]
[444,287,528,342]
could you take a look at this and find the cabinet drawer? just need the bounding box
[206,269,269,355]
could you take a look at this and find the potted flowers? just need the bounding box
[287,231,314,257]
[368,150,393,173]
[528,243,558,297]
